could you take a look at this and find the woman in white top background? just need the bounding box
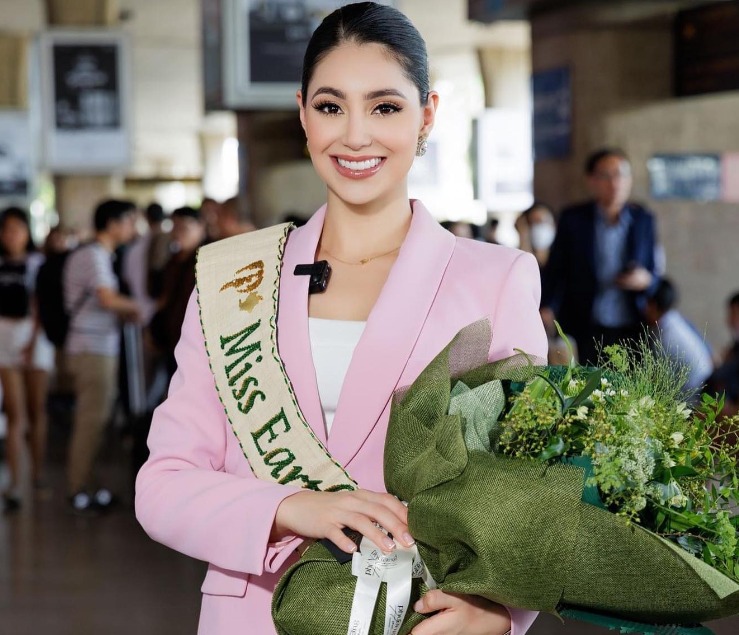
[0,207,54,512]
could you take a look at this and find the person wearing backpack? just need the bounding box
[0,207,55,512]
[63,199,141,514]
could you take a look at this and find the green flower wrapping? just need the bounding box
[273,321,739,635]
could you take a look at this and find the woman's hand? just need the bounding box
[411,590,511,635]
[272,489,414,554]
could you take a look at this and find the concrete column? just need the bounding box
[0,33,29,109]
[235,110,308,227]
[530,10,672,210]
[53,175,124,233]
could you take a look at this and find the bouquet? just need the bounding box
[273,320,739,635]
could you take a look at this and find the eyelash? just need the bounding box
[311,101,403,117]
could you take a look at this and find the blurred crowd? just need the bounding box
[0,195,255,513]
[2,151,738,514]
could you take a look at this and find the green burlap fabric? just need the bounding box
[272,321,739,634]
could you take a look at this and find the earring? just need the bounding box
[416,136,428,157]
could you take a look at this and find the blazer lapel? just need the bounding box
[277,206,328,444]
[327,201,456,466]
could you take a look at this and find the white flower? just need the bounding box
[676,402,691,419]
[663,453,676,468]
[639,396,655,410]
[620,389,629,397]
[592,389,603,400]
[601,377,610,387]
[606,389,616,397]
[670,432,684,447]
[669,494,688,508]
[573,405,589,421]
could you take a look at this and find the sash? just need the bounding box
[195,223,356,492]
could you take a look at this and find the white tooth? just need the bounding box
[338,158,380,170]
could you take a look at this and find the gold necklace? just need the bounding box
[321,244,401,266]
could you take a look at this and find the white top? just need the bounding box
[308,317,366,436]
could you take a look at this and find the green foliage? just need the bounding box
[496,332,739,582]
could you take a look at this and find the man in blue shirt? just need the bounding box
[541,148,659,364]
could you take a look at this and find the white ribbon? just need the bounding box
[347,536,437,635]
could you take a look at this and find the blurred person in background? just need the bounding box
[149,206,206,376]
[515,201,556,269]
[63,199,141,514]
[441,220,475,240]
[0,207,55,511]
[515,202,574,363]
[707,291,739,416]
[484,218,500,245]
[216,196,256,239]
[645,277,713,397]
[201,196,222,242]
[541,148,659,365]
[123,202,171,326]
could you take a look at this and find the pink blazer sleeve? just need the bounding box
[490,251,548,363]
[135,291,303,576]
[490,251,547,635]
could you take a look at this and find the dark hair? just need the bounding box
[585,148,630,176]
[0,206,36,253]
[171,206,201,222]
[649,277,677,313]
[146,203,165,224]
[93,199,136,232]
[729,291,739,308]
[301,2,429,105]
[521,200,553,220]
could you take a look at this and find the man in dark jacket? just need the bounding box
[541,148,659,364]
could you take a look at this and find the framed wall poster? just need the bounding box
[39,30,131,173]
[222,0,394,109]
[647,154,721,201]
[532,66,571,160]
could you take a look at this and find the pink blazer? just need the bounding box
[136,201,548,635]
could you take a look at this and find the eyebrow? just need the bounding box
[310,87,408,101]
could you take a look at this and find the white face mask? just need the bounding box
[529,223,555,251]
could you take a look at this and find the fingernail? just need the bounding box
[383,537,396,551]
[413,600,423,612]
[402,532,415,546]
[347,543,357,553]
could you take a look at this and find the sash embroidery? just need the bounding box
[195,223,357,492]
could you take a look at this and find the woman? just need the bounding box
[515,201,556,269]
[136,3,546,634]
[0,207,55,511]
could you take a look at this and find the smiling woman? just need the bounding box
[135,4,547,635]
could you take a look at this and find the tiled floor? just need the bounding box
[1,420,204,635]
[2,419,738,635]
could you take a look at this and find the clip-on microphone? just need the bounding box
[293,260,332,294]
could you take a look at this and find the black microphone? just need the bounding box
[293,260,331,294]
